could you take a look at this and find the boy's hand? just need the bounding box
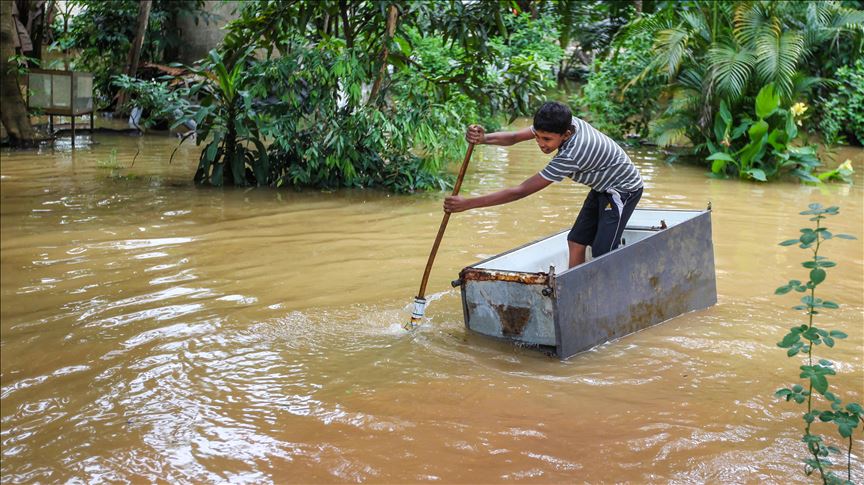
[466,125,485,145]
[444,195,470,213]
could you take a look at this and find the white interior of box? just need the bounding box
[475,209,703,274]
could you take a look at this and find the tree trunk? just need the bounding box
[368,4,398,105]
[115,0,152,113]
[28,0,46,61]
[0,0,38,145]
[339,0,353,48]
[634,0,643,14]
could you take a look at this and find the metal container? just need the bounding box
[456,208,717,359]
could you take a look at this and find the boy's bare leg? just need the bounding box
[568,241,587,268]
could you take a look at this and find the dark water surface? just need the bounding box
[2,126,863,483]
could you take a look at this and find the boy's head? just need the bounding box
[532,101,573,154]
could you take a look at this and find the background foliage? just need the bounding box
[51,0,209,108]
[818,57,864,146]
[573,25,664,140]
[47,0,863,189]
[174,0,561,191]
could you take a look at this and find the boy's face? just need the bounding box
[534,129,572,154]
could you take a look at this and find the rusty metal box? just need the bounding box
[457,208,717,359]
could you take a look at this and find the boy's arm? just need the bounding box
[444,174,552,213]
[467,125,534,146]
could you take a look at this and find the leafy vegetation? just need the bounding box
[574,25,664,140]
[51,0,208,107]
[818,58,864,146]
[775,203,860,484]
[706,83,824,182]
[169,1,560,191]
[572,0,864,182]
[112,75,190,131]
[40,0,861,188]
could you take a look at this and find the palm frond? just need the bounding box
[755,29,804,100]
[802,2,864,50]
[681,10,710,43]
[653,27,691,81]
[677,67,705,93]
[791,73,833,98]
[831,8,864,30]
[620,12,673,40]
[708,44,756,101]
[651,100,696,147]
[734,1,777,48]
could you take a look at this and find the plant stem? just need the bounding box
[806,218,827,484]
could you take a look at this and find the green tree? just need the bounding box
[180,0,560,190]
[52,0,209,108]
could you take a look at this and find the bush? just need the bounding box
[52,0,207,108]
[819,58,864,146]
[111,75,189,130]
[573,26,663,140]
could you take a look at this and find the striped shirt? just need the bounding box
[535,117,643,193]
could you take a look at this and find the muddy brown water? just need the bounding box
[2,124,863,483]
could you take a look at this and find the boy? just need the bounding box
[443,101,643,268]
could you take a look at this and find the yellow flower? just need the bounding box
[790,102,808,117]
[839,159,853,172]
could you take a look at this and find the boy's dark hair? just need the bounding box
[533,101,572,134]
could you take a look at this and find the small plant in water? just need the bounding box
[96,148,122,169]
[775,203,861,484]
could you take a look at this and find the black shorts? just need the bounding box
[568,187,643,258]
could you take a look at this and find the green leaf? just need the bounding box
[822,301,839,309]
[755,83,780,119]
[779,239,799,246]
[748,119,769,141]
[800,232,817,244]
[817,261,836,268]
[747,168,767,181]
[707,152,735,161]
[812,375,829,394]
[779,331,801,347]
[809,268,826,285]
[711,158,728,173]
[776,388,793,398]
[834,234,856,240]
[828,330,847,339]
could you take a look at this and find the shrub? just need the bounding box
[818,58,864,146]
[573,25,663,140]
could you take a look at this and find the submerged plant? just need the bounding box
[775,203,861,484]
[95,148,121,169]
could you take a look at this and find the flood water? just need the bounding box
[2,124,863,483]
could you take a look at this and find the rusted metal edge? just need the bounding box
[460,267,550,285]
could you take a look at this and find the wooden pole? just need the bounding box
[414,143,475,305]
[406,143,475,329]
